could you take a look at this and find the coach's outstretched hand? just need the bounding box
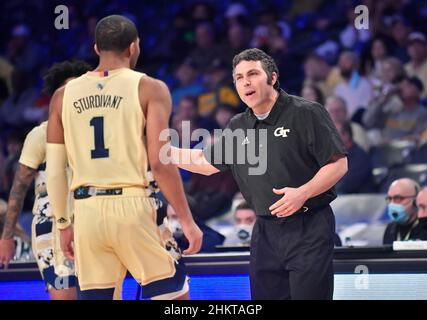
[60,226,75,261]
[181,220,203,255]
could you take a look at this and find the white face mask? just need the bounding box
[168,218,184,238]
[235,224,254,244]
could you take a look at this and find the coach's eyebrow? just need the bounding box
[235,69,260,77]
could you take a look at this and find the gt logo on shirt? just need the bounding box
[274,127,291,137]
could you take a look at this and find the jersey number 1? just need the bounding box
[90,117,109,159]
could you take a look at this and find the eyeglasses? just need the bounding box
[385,195,416,203]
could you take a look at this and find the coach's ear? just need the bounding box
[94,44,100,56]
[271,72,278,87]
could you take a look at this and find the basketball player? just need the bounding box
[0,60,91,299]
[46,15,202,300]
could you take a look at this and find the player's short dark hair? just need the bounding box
[235,201,255,213]
[43,60,91,96]
[232,48,280,91]
[95,15,138,52]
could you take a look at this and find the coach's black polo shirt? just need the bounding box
[203,90,347,217]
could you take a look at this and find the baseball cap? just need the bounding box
[408,32,427,45]
[225,3,248,18]
[403,76,424,92]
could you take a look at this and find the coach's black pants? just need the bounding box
[250,205,335,300]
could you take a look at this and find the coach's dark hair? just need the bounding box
[95,15,138,52]
[43,60,92,96]
[232,48,280,91]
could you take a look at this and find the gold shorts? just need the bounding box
[73,187,176,291]
[31,214,76,290]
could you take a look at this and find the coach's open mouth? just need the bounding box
[245,90,256,97]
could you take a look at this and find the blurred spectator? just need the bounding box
[214,103,237,129]
[175,95,216,133]
[6,24,45,84]
[412,187,427,240]
[339,5,371,52]
[0,69,40,128]
[325,95,370,152]
[334,51,373,119]
[185,133,238,221]
[221,20,252,64]
[166,202,224,253]
[198,58,241,117]
[223,201,256,246]
[0,78,9,106]
[363,76,427,143]
[362,36,392,81]
[303,53,342,98]
[370,56,404,100]
[334,121,374,194]
[383,178,420,244]
[191,1,216,23]
[189,21,223,72]
[171,96,216,183]
[171,58,204,110]
[152,9,193,64]
[76,16,99,66]
[301,83,324,106]
[0,131,25,200]
[224,2,249,26]
[0,57,14,96]
[404,32,427,98]
[388,16,411,63]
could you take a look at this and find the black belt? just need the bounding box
[74,186,123,199]
[258,205,309,220]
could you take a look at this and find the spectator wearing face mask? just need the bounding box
[383,178,420,245]
[412,187,427,241]
[223,201,256,247]
[165,202,225,253]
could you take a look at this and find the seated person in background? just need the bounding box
[185,133,239,221]
[197,58,242,118]
[383,178,420,244]
[363,76,427,143]
[334,121,375,194]
[223,201,256,247]
[334,50,373,120]
[166,203,225,253]
[412,186,427,240]
[326,95,370,152]
[301,83,324,106]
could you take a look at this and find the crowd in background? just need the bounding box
[1,0,427,247]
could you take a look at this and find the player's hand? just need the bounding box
[59,226,75,261]
[0,238,16,269]
[180,219,203,255]
[269,187,308,218]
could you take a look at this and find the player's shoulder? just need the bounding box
[24,121,47,144]
[139,74,168,91]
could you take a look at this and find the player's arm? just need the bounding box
[170,147,219,176]
[46,87,74,260]
[0,164,35,268]
[143,78,202,255]
[1,164,35,240]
